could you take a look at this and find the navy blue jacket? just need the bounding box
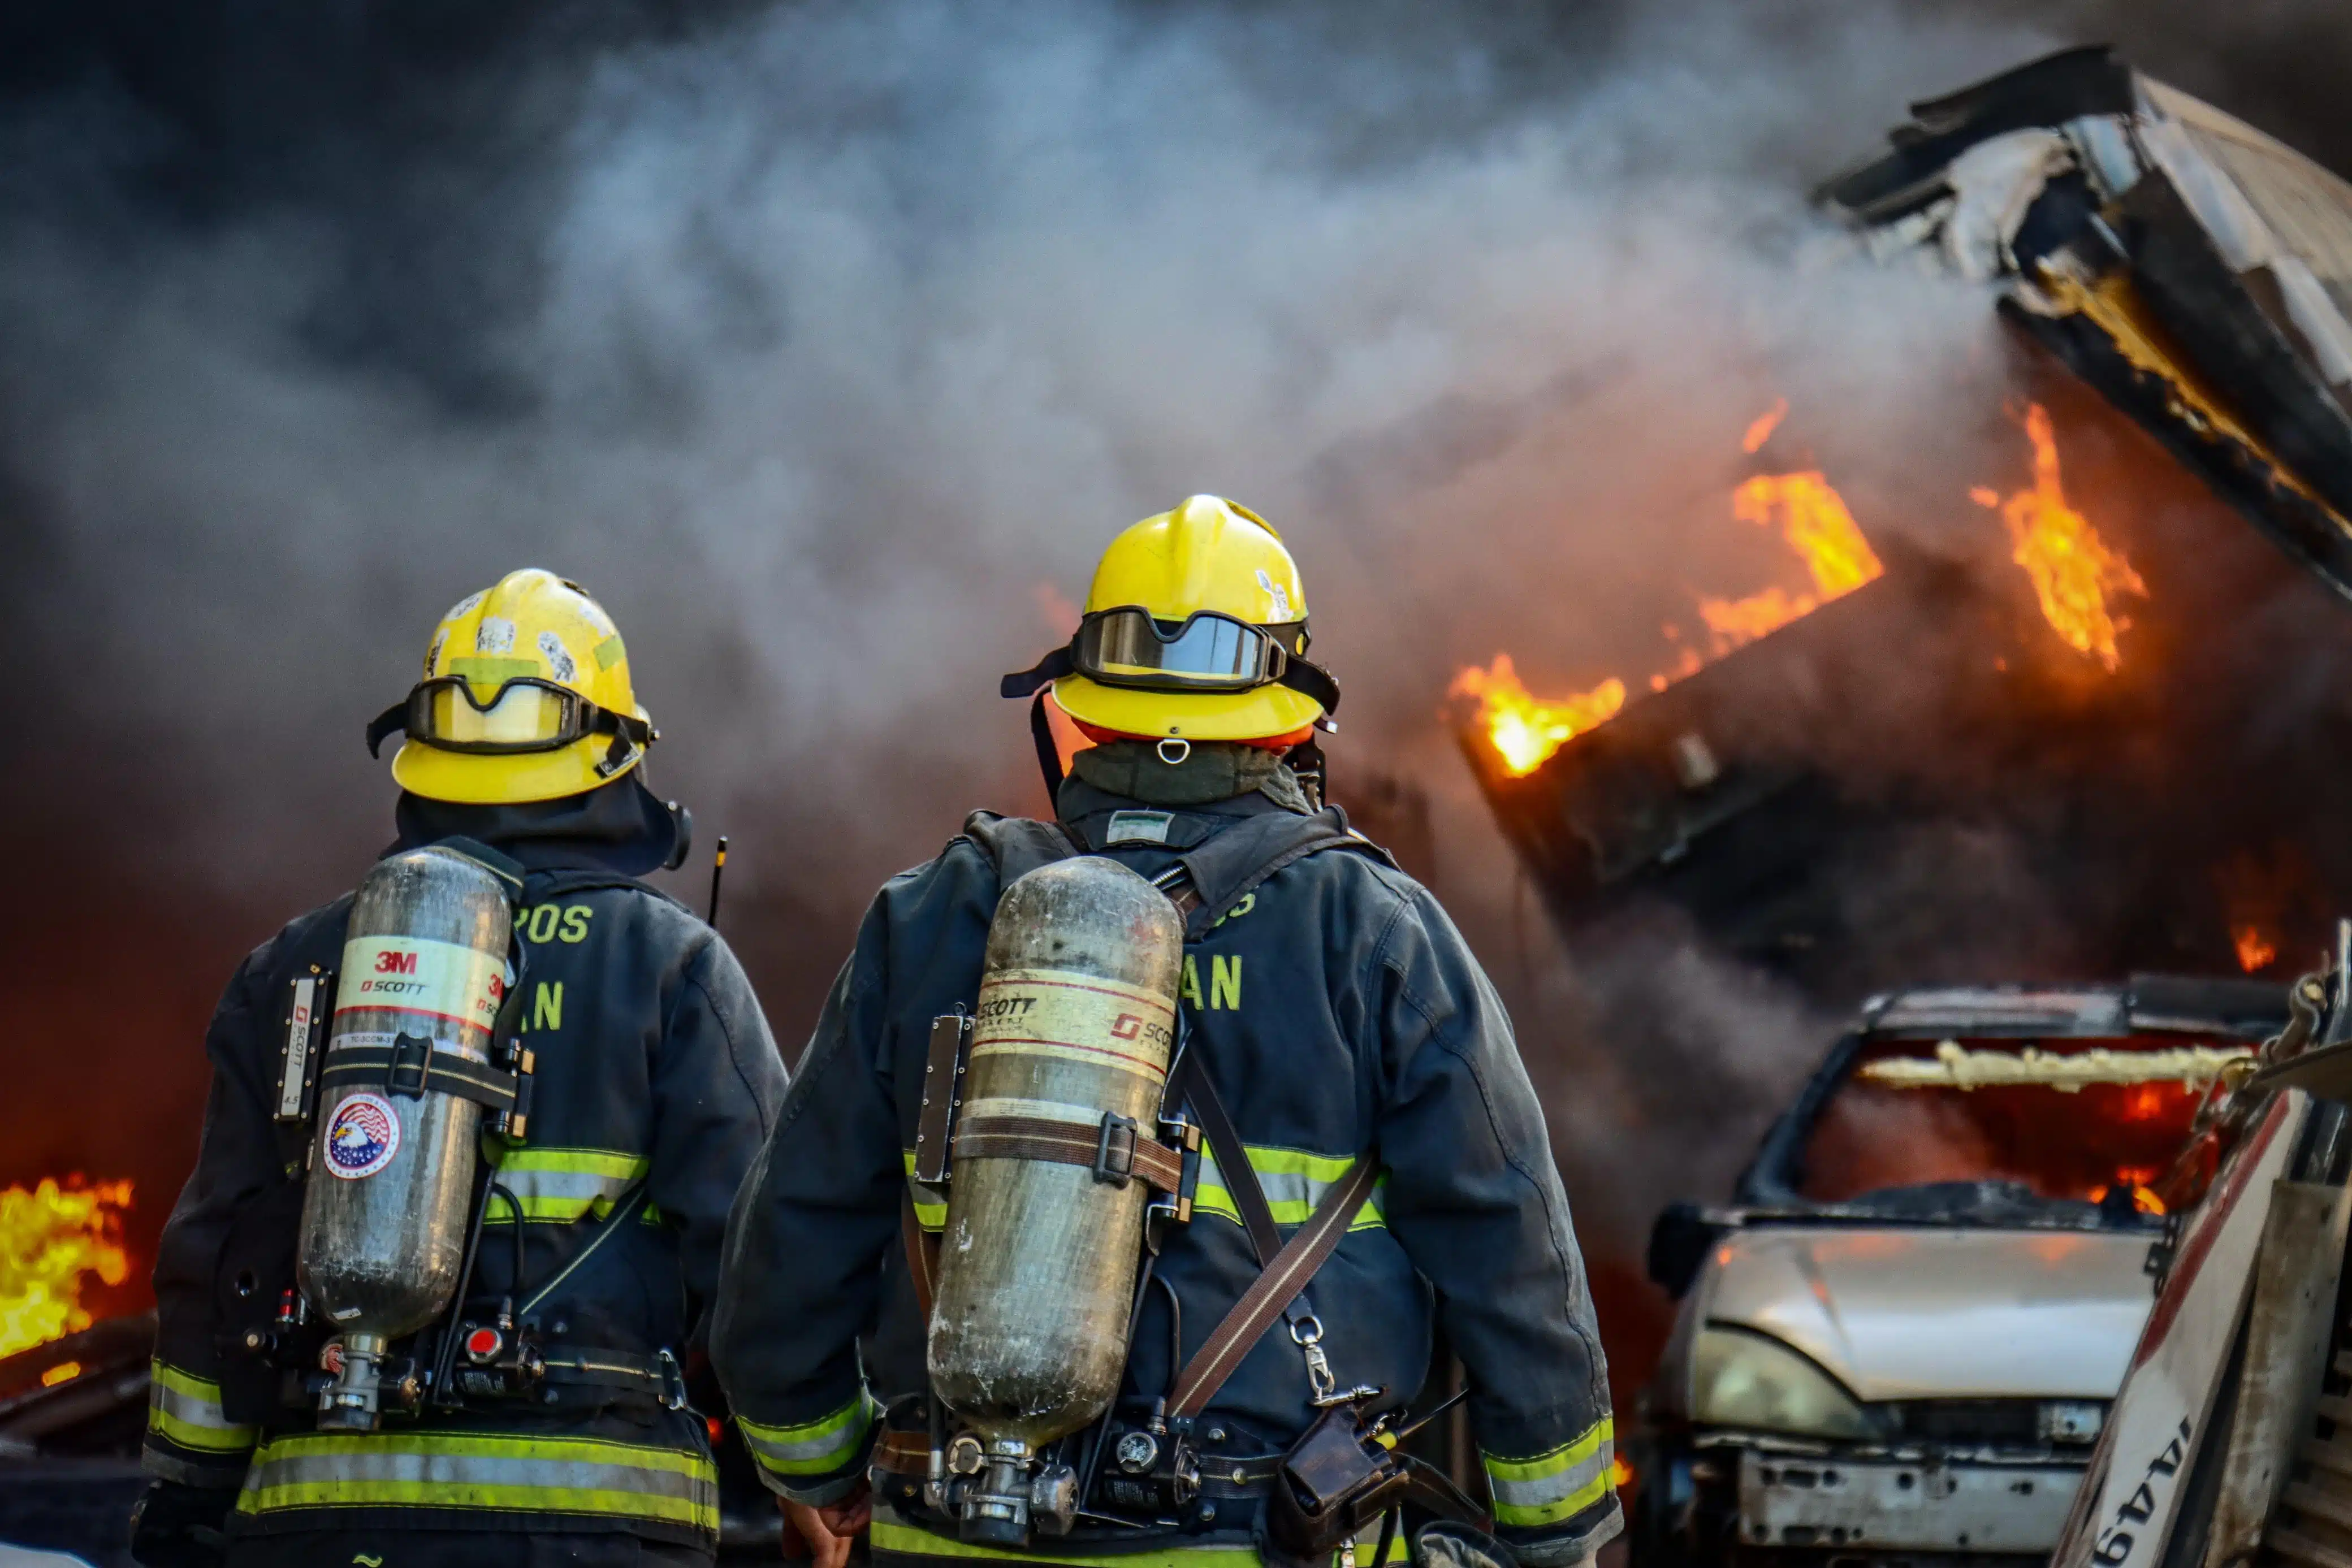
[144,786,788,1549]
[713,779,1619,1562]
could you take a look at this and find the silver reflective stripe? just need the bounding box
[235,1431,716,1531]
[1194,1147,1386,1230]
[486,1149,648,1223]
[1484,1420,1615,1528]
[740,1394,877,1476]
[148,1361,258,1453]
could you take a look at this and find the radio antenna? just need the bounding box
[707,837,730,928]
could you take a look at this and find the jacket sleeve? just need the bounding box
[710,890,907,1504]
[144,947,279,1489]
[1365,884,1622,1567]
[651,928,790,1338]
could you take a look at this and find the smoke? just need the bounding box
[4,0,2347,1379]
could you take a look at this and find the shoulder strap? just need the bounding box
[958,809,1084,886]
[1169,808,1393,939]
[1167,1155,1378,1418]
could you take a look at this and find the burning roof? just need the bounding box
[1820,45,2352,605]
[1453,48,2352,997]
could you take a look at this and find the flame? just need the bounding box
[2234,921,2278,973]
[1741,399,1788,454]
[1695,473,1884,654]
[41,1361,81,1387]
[1973,404,2146,671]
[2086,1182,2167,1216]
[1610,1454,1635,1491]
[1,1179,133,1358]
[1450,657,1625,778]
[1454,409,1880,773]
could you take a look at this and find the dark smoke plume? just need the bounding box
[3,0,2349,1392]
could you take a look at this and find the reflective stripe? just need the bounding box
[740,1392,879,1478]
[234,1430,716,1532]
[148,1361,259,1453]
[1195,1147,1386,1232]
[1484,1418,1615,1528]
[901,1151,946,1232]
[870,1509,1406,1566]
[487,1147,650,1223]
[872,1510,1263,1567]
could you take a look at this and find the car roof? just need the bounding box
[1857,974,2290,1041]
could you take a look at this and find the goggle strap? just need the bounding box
[1277,658,1342,716]
[1001,647,1075,700]
[366,702,410,759]
[1028,691,1066,802]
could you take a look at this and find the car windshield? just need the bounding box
[1796,1035,2251,1214]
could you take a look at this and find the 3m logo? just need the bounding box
[374,950,419,976]
[1110,1013,1142,1041]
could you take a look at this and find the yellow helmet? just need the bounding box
[367,569,657,806]
[1002,495,1338,742]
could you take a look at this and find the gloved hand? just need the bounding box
[1412,1521,1523,1568]
[128,1479,234,1567]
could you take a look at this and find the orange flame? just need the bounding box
[1694,472,1884,653]
[2233,922,2278,973]
[1450,657,1625,778]
[1741,399,1788,454]
[1973,404,2146,671]
[1610,1454,1635,1491]
[1,1179,133,1358]
[1455,406,1884,774]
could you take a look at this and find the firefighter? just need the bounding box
[712,496,1619,1568]
[129,569,789,1568]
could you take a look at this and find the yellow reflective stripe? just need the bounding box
[235,1430,715,1532]
[901,1151,946,1232]
[1195,1149,1386,1232]
[486,1147,651,1224]
[147,1361,258,1453]
[1483,1418,1615,1528]
[872,1512,1263,1567]
[740,1392,879,1477]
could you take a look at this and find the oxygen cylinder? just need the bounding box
[929,856,1183,1540]
[297,845,511,1430]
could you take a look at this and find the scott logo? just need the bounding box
[1110,1013,1142,1041]
[375,950,419,976]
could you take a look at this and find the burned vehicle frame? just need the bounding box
[1632,976,2287,1568]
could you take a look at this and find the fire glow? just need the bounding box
[1456,409,1882,778]
[1973,403,2146,672]
[1,1178,133,1359]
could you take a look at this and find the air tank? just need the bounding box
[929,855,1183,1539]
[297,845,511,1430]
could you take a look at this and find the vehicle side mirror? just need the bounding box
[1646,1201,1723,1300]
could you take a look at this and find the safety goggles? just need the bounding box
[366,677,655,777]
[1003,607,1340,714]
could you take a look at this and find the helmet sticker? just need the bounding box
[1256,569,1292,621]
[537,630,577,685]
[423,630,446,679]
[475,617,516,654]
[443,590,485,623]
[323,1093,401,1180]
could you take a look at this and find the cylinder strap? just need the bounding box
[318,1038,524,1113]
[951,1111,1185,1192]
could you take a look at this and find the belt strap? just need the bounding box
[1168,1155,1377,1419]
[951,1111,1187,1192]
[319,1036,526,1114]
[902,1192,941,1323]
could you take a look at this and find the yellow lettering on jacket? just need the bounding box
[559,906,593,944]
[531,981,564,1033]
[1179,954,1243,1011]
[1210,954,1243,1011]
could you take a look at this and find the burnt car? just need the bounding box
[1632,976,2286,1568]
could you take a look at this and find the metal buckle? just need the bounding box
[386,1033,433,1099]
[656,1349,686,1411]
[1094,1114,1140,1188]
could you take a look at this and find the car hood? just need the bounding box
[1702,1224,2156,1401]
